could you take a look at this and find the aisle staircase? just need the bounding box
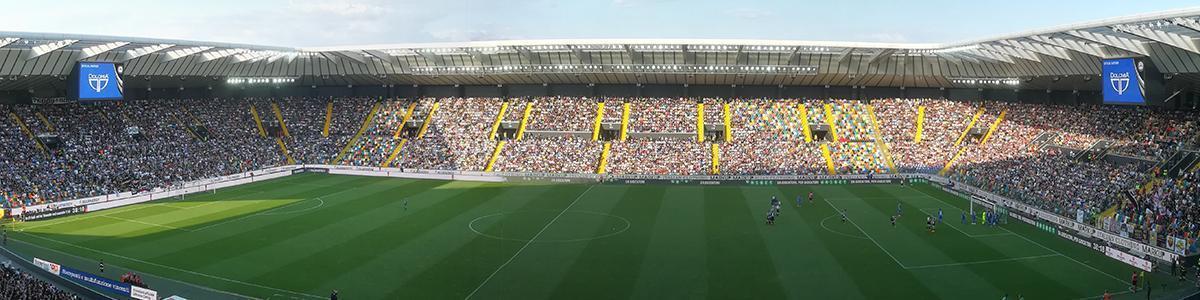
[171,114,203,141]
[942,108,986,174]
[820,143,836,175]
[381,138,409,167]
[249,105,268,137]
[722,103,732,142]
[275,137,295,164]
[915,105,925,143]
[416,103,439,138]
[516,102,533,140]
[696,103,705,142]
[710,143,720,175]
[484,141,506,172]
[823,104,839,141]
[34,111,54,132]
[597,141,612,174]
[592,102,604,141]
[979,111,1006,145]
[953,108,984,146]
[322,101,333,137]
[866,104,896,173]
[391,102,417,138]
[8,112,48,157]
[333,102,381,164]
[489,102,510,140]
[270,102,289,137]
[798,103,813,142]
[619,103,631,141]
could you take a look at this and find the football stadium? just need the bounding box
[1,2,1200,299]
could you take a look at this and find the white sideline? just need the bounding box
[905,253,1062,270]
[12,233,319,299]
[464,185,596,300]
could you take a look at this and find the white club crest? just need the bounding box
[87,74,109,93]
[1109,72,1130,95]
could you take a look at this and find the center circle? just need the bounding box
[469,210,631,243]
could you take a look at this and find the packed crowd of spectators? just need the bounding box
[721,99,824,175]
[395,98,498,171]
[628,98,696,133]
[607,137,707,175]
[1107,167,1200,251]
[0,263,79,300]
[342,99,410,166]
[527,97,597,131]
[279,97,371,164]
[493,136,603,173]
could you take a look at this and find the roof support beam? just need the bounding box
[786,47,802,65]
[0,38,18,49]
[834,48,854,64]
[416,51,446,66]
[1172,17,1200,34]
[571,45,593,64]
[866,49,895,65]
[999,39,1072,60]
[122,44,173,62]
[28,40,77,59]
[515,47,542,64]
[79,42,129,60]
[980,43,1041,62]
[199,48,248,62]
[963,49,1014,64]
[1028,35,1107,58]
[1065,30,1149,56]
[1114,25,1200,55]
[333,50,368,65]
[163,46,213,62]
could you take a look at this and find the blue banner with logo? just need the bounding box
[76,62,125,100]
[58,265,132,296]
[1101,58,1145,105]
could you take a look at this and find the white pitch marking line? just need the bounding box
[13,232,321,299]
[100,215,194,232]
[905,185,1130,286]
[464,185,596,300]
[819,213,869,240]
[905,253,1062,270]
[822,194,910,269]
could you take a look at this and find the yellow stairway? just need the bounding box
[954,108,984,146]
[799,103,813,142]
[619,103,631,141]
[597,141,612,174]
[940,147,969,176]
[866,104,896,173]
[332,102,381,164]
[516,102,533,140]
[417,103,439,139]
[34,111,54,132]
[979,110,1006,145]
[710,143,720,175]
[171,114,202,141]
[392,102,418,138]
[823,103,839,142]
[249,105,267,137]
[484,141,506,172]
[914,105,925,143]
[489,102,510,140]
[8,112,48,157]
[820,143,836,175]
[271,102,290,137]
[381,138,409,167]
[275,137,295,164]
[322,101,333,137]
[696,103,705,142]
[592,102,605,141]
[722,103,732,142]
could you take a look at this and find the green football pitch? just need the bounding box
[3,173,1192,299]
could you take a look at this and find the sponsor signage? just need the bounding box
[1105,246,1153,272]
[21,206,87,221]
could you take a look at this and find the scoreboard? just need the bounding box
[69,62,125,101]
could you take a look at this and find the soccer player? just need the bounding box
[896,202,903,216]
[808,192,814,203]
[890,215,896,227]
[795,195,802,207]
[961,211,967,224]
[99,260,104,273]
[937,208,943,224]
[1130,271,1138,292]
[841,209,848,223]
[403,199,409,211]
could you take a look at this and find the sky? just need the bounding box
[0,0,1197,47]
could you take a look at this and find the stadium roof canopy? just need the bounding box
[2,8,1200,92]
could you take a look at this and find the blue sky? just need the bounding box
[1,0,1196,47]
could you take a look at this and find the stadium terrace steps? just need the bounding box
[322,101,333,137]
[381,138,408,168]
[484,141,506,172]
[979,110,1006,145]
[249,104,268,137]
[275,137,295,164]
[914,105,925,143]
[820,143,836,175]
[391,102,417,139]
[333,102,381,164]
[866,104,896,173]
[696,102,705,142]
[798,103,813,142]
[597,141,612,174]
[416,102,439,139]
[270,102,290,137]
[33,111,54,132]
[7,112,48,158]
[710,143,720,174]
[722,103,732,142]
[953,108,984,147]
[591,102,604,141]
[171,114,203,141]
[619,103,631,141]
[516,102,533,140]
[489,102,509,140]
